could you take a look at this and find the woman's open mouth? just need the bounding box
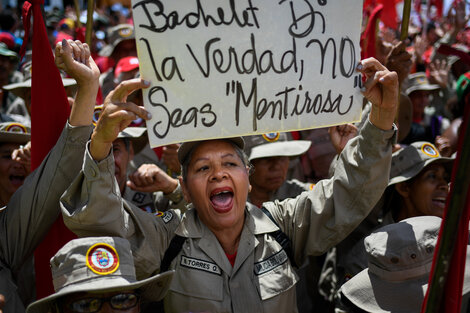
[432,197,447,209]
[9,175,25,188]
[210,187,234,213]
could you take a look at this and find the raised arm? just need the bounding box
[0,40,99,271]
[265,58,398,263]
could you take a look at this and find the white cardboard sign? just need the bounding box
[131,0,364,147]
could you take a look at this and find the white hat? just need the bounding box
[243,132,311,161]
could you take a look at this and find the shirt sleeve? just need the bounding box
[263,118,396,265]
[61,141,180,279]
[0,123,92,272]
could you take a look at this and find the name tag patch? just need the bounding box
[254,250,288,275]
[180,256,221,275]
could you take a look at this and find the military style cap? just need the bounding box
[404,72,440,96]
[0,42,18,61]
[243,132,311,161]
[341,216,443,313]
[117,127,148,154]
[98,24,135,57]
[26,237,174,313]
[178,137,245,164]
[0,122,30,144]
[3,62,77,99]
[389,141,453,186]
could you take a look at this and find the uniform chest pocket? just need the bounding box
[170,255,224,301]
[254,250,298,300]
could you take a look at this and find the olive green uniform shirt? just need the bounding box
[0,123,92,313]
[61,119,395,313]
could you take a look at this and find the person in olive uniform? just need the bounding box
[61,57,398,312]
[0,39,100,313]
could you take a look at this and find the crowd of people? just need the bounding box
[0,0,470,312]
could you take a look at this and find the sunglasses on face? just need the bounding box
[67,292,139,313]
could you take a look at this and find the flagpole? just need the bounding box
[85,0,94,46]
[73,0,82,29]
[400,0,412,40]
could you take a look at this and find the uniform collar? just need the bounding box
[174,203,280,238]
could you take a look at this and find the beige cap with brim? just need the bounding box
[405,72,440,96]
[117,127,148,154]
[340,216,442,312]
[3,78,77,99]
[243,132,311,161]
[98,24,135,57]
[178,137,245,164]
[388,141,454,186]
[0,122,31,144]
[26,237,174,313]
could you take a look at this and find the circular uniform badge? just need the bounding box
[5,123,28,133]
[155,211,164,217]
[421,143,439,158]
[118,27,133,38]
[86,243,119,275]
[93,106,103,126]
[262,132,280,142]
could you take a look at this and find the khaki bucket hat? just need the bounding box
[404,72,440,96]
[117,127,148,154]
[340,216,443,313]
[243,132,311,161]
[26,236,174,313]
[2,61,77,99]
[0,122,30,144]
[389,142,454,186]
[98,24,135,57]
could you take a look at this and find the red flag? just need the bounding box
[421,90,470,312]
[361,4,383,59]
[380,0,399,30]
[20,0,76,299]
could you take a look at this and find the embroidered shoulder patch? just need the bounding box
[254,250,288,275]
[155,211,174,223]
[132,192,146,204]
[180,255,221,275]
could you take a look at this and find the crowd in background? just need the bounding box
[1,0,470,312]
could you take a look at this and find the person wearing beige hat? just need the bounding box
[26,236,174,313]
[3,61,78,121]
[0,39,100,313]
[401,72,449,145]
[243,132,312,208]
[338,216,470,313]
[338,216,442,312]
[61,57,399,312]
[0,121,31,207]
[98,24,137,98]
[0,42,22,113]
[325,141,454,310]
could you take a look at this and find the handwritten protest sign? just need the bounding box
[131,0,364,147]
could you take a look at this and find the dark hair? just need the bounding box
[181,140,251,182]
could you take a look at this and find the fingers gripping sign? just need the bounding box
[90,79,152,161]
[356,58,398,131]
